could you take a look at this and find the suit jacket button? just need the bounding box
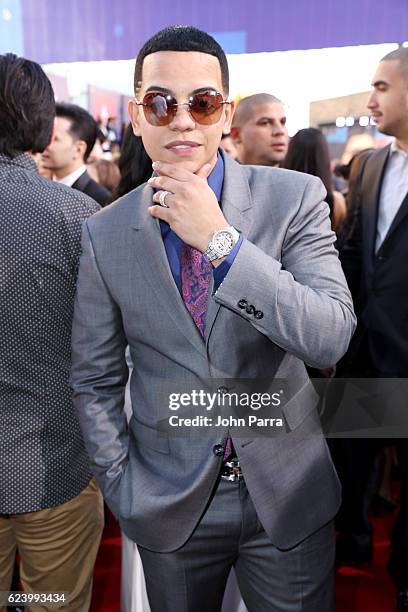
[246,304,255,315]
[213,444,224,457]
[217,386,229,394]
[237,299,247,309]
[254,310,264,319]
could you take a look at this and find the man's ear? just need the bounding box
[222,100,235,135]
[75,139,87,161]
[230,125,241,144]
[128,99,142,137]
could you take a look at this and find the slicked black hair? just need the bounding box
[0,53,55,157]
[55,103,98,162]
[134,25,229,95]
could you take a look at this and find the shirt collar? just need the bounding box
[390,140,408,159]
[55,164,87,187]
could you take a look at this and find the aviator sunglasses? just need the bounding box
[135,89,230,126]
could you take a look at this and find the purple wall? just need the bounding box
[19,0,408,64]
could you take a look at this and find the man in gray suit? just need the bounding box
[71,26,356,611]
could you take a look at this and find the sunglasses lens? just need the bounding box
[142,92,176,126]
[140,91,226,126]
[190,91,224,125]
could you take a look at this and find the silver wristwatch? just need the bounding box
[204,226,240,261]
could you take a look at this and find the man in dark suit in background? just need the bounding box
[0,54,103,611]
[336,46,408,612]
[42,103,111,205]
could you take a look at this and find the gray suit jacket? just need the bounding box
[71,151,356,552]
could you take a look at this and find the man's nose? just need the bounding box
[168,104,196,131]
[367,92,377,109]
[272,124,285,136]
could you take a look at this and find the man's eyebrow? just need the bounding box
[372,79,389,88]
[144,85,219,96]
[145,86,173,95]
[256,116,286,122]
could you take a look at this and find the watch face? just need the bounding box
[213,230,235,256]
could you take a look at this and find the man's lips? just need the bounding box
[165,141,201,150]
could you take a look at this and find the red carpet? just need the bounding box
[335,508,397,612]
[91,514,121,612]
[92,510,398,611]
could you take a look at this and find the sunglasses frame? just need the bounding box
[134,89,231,126]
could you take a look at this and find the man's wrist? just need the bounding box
[203,226,239,262]
[211,256,227,268]
[198,224,229,253]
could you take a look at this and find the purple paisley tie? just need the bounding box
[180,242,212,336]
[180,242,232,460]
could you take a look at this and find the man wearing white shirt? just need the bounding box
[42,103,111,205]
[335,47,408,612]
[375,140,408,252]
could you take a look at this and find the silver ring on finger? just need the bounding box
[158,190,172,208]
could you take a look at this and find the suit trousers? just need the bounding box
[0,478,104,612]
[138,474,335,612]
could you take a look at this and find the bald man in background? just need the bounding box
[231,93,289,166]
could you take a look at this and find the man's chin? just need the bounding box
[261,157,281,167]
[376,122,391,136]
[183,162,205,174]
[162,156,216,174]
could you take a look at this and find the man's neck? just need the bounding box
[395,137,408,153]
[238,153,279,167]
[54,164,87,187]
[54,161,84,180]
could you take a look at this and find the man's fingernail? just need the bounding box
[152,161,160,169]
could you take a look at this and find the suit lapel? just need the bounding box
[131,184,207,357]
[205,153,253,343]
[72,170,91,192]
[362,145,389,269]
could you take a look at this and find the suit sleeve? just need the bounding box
[71,220,129,517]
[214,176,356,369]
